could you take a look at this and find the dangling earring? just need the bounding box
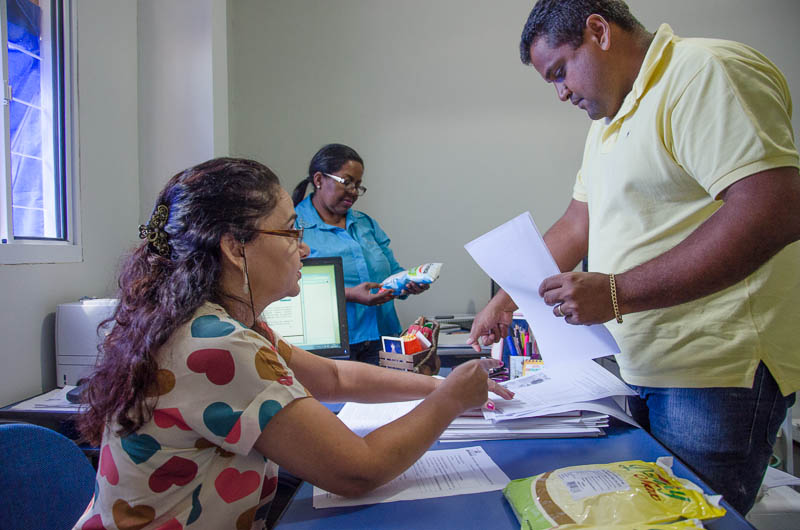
[241,241,257,326]
[241,240,249,294]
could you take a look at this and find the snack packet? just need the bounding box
[407,323,433,342]
[503,457,725,530]
[558,519,706,529]
[381,263,443,295]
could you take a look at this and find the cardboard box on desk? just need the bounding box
[379,317,441,376]
[379,348,437,374]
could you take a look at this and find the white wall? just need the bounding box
[0,0,230,407]
[228,0,800,329]
[138,0,229,222]
[0,0,139,406]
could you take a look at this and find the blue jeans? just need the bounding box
[627,362,795,515]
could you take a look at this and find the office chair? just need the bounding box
[0,423,96,530]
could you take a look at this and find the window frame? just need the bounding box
[0,0,80,265]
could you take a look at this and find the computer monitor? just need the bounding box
[260,256,349,357]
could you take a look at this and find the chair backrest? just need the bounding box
[0,423,96,530]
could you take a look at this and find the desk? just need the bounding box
[276,425,754,529]
[0,391,98,462]
[0,393,80,435]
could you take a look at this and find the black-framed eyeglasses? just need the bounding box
[323,173,368,196]
[254,228,304,245]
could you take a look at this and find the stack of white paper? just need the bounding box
[485,358,636,421]
[439,410,609,441]
[335,359,638,442]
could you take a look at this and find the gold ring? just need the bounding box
[556,304,564,317]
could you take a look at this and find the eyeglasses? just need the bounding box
[323,173,368,196]
[254,228,304,245]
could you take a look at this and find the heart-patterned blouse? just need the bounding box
[73,302,309,530]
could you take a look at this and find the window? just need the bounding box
[1,0,78,264]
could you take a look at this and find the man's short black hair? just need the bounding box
[520,0,644,64]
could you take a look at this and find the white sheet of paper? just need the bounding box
[438,427,604,442]
[762,466,800,489]
[312,446,509,508]
[464,212,619,364]
[494,397,640,429]
[336,400,421,437]
[335,391,518,438]
[487,359,635,421]
[9,386,81,412]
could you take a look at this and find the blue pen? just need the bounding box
[505,335,518,356]
[502,336,512,367]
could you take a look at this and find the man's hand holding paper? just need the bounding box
[464,212,619,365]
[539,271,617,324]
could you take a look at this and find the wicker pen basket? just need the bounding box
[379,317,441,376]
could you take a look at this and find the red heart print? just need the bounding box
[224,417,242,444]
[187,348,235,385]
[260,475,278,500]
[99,445,119,485]
[214,468,261,503]
[154,408,192,431]
[81,513,107,530]
[255,320,274,343]
[148,456,198,493]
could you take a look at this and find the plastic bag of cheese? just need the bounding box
[380,263,442,295]
[502,457,725,530]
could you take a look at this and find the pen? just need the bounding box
[505,335,518,356]
[513,328,523,358]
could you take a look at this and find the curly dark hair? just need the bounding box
[78,157,282,446]
[291,143,364,206]
[519,0,644,64]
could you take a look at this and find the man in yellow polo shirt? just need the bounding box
[468,0,800,516]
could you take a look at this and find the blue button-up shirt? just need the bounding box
[295,195,405,344]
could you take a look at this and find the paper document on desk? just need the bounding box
[335,396,524,438]
[337,400,420,437]
[9,386,82,412]
[464,212,619,365]
[312,446,509,508]
[486,359,636,422]
[440,410,608,442]
[486,397,638,429]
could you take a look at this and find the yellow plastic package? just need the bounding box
[557,519,705,529]
[502,457,725,529]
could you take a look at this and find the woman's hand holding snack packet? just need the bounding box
[346,281,395,306]
[381,263,443,296]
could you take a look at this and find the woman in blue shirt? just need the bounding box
[292,144,428,364]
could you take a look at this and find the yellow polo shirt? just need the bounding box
[574,24,800,394]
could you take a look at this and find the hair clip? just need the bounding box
[138,204,171,257]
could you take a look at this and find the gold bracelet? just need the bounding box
[609,273,623,324]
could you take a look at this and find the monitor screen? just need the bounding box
[260,256,349,357]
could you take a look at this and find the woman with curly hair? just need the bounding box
[74,157,509,529]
